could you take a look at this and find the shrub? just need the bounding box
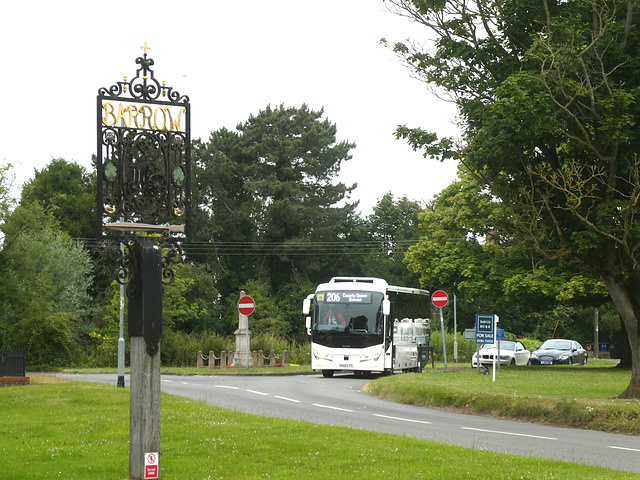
[160,330,310,367]
[429,332,477,363]
[161,330,234,367]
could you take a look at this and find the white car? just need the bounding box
[472,340,531,367]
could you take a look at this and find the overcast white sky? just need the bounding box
[1,0,459,215]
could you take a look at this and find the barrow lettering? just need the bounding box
[102,101,186,132]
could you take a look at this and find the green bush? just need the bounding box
[63,327,312,368]
[161,330,235,366]
[159,330,311,367]
[236,333,310,365]
[429,332,477,363]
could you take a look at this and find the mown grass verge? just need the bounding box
[367,361,640,435]
[1,375,637,479]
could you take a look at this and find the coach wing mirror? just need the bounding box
[383,298,391,316]
[303,296,312,315]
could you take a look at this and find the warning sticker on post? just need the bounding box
[144,452,159,479]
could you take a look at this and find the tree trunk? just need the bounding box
[615,317,632,368]
[603,275,640,398]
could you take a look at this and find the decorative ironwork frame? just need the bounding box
[107,239,184,291]
[96,47,191,242]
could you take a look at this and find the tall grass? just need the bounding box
[160,331,311,367]
[66,330,312,369]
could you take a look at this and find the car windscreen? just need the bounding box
[541,340,571,350]
[499,341,516,351]
[482,342,515,350]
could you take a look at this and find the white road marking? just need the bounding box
[247,389,269,396]
[373,414,431,425]
[461,427,556,440]
[313,403,353,412]
[214,385,239,390]
[608,445,640,452]
[274,396,301,403]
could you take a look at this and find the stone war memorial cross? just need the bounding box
[96,42,191,480]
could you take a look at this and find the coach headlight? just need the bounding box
[360,350,382,362]
[313,350,330,361]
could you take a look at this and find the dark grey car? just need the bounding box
[530,339,588,365]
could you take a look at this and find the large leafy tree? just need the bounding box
[386,0,640,396]
[21,158,96,239]
[0,202,94,366]
[18,158,126,307]
[192,104,360,333]
[405,170,609,335]
[361,193,423,287]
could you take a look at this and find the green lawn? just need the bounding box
[368,360,640,434]
[1,374,638,479]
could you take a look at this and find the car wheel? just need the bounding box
[526,359,531,366]
[510,358,516,366]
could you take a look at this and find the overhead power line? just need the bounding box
[74,238,418,257]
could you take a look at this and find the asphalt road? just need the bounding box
[60,372,640,473]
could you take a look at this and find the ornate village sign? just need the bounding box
[96,43,191,480]
[97,42,191,240]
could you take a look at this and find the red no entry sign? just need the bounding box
[238,295,256,316]
[431,290,449,308]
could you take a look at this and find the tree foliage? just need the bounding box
[361,193,423,288]
[0,202,94,366]
[404,170,609,334]
[21,158,96,238]
[0,161,14,230]
[99,261,218,336]
[386,0,640,396]
[192,104,360,332]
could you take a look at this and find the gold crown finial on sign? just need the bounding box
[140,42,151,54]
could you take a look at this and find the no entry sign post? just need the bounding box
[238,295,256,316]
[431,290,449,372]
[238,295,255,371]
